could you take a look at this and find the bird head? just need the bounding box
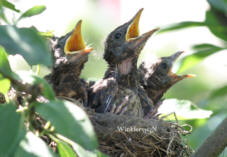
[104,8,158,75]
[64,20,93,66]
[154,51,195,84]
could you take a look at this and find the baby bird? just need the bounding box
[47,20,92,105]
[89,9,158,117]
[139,51,194,104]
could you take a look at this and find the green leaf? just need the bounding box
[205,9,227,41]
[192,43,223,50]
[18,5,46,21]
[0,7,10,24]
[56,134,108,157]
[158,21,205,34]
[207,0,227,14]
[13,71,55,100]
[2,0,20,13]
[210,85,227,99]
[71,140,99,157]
[0,103,25,157]
[0,46,26,81]
[57,140,77,157]
[0,46,13,77]
[39,31,54,38]
[96,150,109,157]
[158,99,213,120]
[14,132,56,157]
[32,76,55,100]
[0,25,52,67]
[178,43,224,72]
[0,75,10,95]
[35,100,98,150]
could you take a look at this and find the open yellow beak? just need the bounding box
[64,20,92,55]
[126,8,143,41]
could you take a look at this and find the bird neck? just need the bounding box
[105,58,139,88]
[145,73,173,103]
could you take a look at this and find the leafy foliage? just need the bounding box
[0,2,104,157]
[158,21,205,34]
[0,103,24,157]
[0,75,10,94]
[0,46,13,77]
[56,140,78,157]
[159,1,227,73]
[209,85,227,99]
[158,99,212,120]
[207,0,227,14]
[178,43,225,72]
[35,100,98,150]
[14,132,57,157]
[159,0,227,155]
[205,8,227,41]
[0,0,20,13]
[0,26,52,67]
[18,5,46,21]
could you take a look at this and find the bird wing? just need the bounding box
[88,77,118,113]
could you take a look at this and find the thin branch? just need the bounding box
[192,117,227,157]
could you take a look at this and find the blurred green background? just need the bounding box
[4,0,227,156]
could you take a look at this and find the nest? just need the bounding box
[86,109,192,157]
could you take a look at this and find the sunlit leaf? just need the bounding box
[178,43,224,72]
[205,9,227,41]
[158,21,205,34]
[2,0,20,13]
[208,0,227,14]
[35,100,98,150]
[0,75,10,95]
[18,5,46,21]
[210,85,227,99]
[0,47,22,81]
[14,132,56,157]
[0,46,13,77]
[71,140,98,157]
[56,134,108,157]
[0,25,52,67]
[96,150,109,157]
[57,140,77,157]
[0,103,25,157]
[158,99,213,120]
[39,31,54,38]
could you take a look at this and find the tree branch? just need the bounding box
[192,117,227,157]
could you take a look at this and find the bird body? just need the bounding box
[89,9,158,117]
[139,51,194,104]
[46,20,92,105]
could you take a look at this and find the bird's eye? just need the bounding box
[160,62,168,69]
[114,32,121,39]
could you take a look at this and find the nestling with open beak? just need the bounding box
[88,9,159,117]
[46,20,92,105]
[139,51,195,104]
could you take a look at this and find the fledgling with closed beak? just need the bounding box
[139,51,195,104]
[88,9,159,117]
[46,20,93,105]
